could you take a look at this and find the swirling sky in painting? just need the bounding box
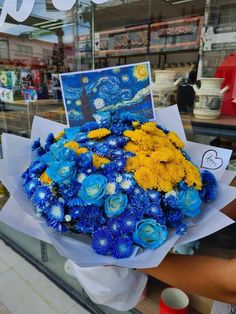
[60,62,155,127]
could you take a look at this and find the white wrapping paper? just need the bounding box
[0,105,235,310]
[0,105,235,268]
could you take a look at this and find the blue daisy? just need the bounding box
[107,218,121,237]
[24,179,41,198]
[176,223,188,236]
[31,138,41,151]
[46,201,65,222]
[111,236,134,259]
[32,186,53,207]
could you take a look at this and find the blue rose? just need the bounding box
[79,174,107,206]
[46,161,77,184]
[133,218,168,249]
[105,192,128,218]
[176,188,202,218]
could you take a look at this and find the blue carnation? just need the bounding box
[104,192,128,218]
[81,121,99,132]
[79,174,107,206]
[91,227,112,255]
[107,218,121,236]
[111,236,134,259]
[76,206,101,233]
[118,214,137,234]
[133,218,168,249]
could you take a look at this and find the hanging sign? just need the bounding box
[0,0,109,28]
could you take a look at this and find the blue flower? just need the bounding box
[79,174,107,206]
[24,179,41,198]
[91,227,112,255]
[120,174,136,193]
[176,188,202,218]
[166,209,184,228]
[107,218,121,236]
[45,133,55,151]
[46,219,67,233]
[147,190,160,202]
[200,170,217,202]
[176,223,188,236]
[81,121,99,132]
[32,138,41,151]
[133,219,168,249]
[64,127,80,140]
[76,206,101,233]
[46,161,77,185]
[111,236,134,259]
[32,186,53,208]
[46,201,65,222]
[104,192,128,218]
[118,214,137,234]
[29,161,46,175]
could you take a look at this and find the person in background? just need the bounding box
[141,201,236,313]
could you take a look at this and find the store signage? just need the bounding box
[95,26,148,56]
[203,25,236,51]
[150,16,203,52]
[0,0,109,28]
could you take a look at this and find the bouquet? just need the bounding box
[0,106,235,268]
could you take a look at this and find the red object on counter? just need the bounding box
[159,288,189,314]
[214,52,236,116]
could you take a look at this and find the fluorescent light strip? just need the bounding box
[33,19,59,27]
[47,22,75,30]
[40,21,64,28]
[172,0,194,4]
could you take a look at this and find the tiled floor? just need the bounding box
[0,240,90,314]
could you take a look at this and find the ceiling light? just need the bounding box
[172,0,194,4]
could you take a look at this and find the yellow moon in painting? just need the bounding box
[133,64,148,81]
[75,99,81,106]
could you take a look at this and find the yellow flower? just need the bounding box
[55,131,65,141]
[184,160,202,190]
[124,142,141,153]
[75,147,88,155]
[151,148,174,163]
[64,141,80,152]
[134,167,157,190]
[88,128,111,139]
[93,154,110,168]
[133,64,148,81]
[167,131,184,149]
[40,172,52,185]
[141,122,166,137]
[132,121,140,128]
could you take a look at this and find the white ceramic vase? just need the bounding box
[193,78,229,119]
[152,70,181,108]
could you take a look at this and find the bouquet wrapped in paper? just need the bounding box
[0,105,235,269]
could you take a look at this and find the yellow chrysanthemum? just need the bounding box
[167,131,184,149]
[184,160,202,190]
[134,167,157,190]
[88,128,111,139]
[151,148,174,163]
[64,141,80,152]
[124,142,141,153]
[55,131,65,141]
[40,172,52,185]
[123,129,148,143]
[93,154,110,168]
[133,64,148,81]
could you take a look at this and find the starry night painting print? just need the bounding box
[60,62,155,127]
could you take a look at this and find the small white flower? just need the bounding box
[106,182,116,195]
[116,175,122,183]
[120,179,132,190]
[65,215,72,222]
[77,173,86,183]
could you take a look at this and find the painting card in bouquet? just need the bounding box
[60,62,155,126]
